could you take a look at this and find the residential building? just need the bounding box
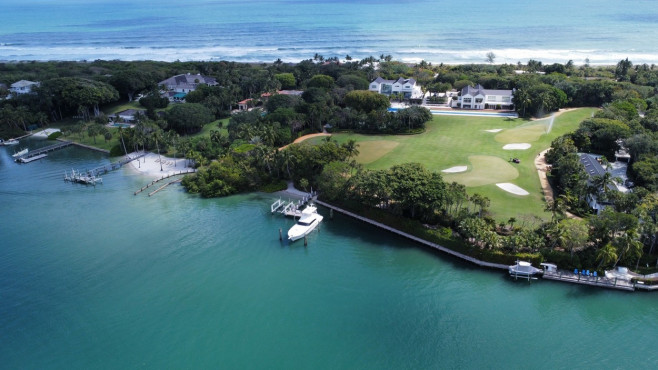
[369,77,423,99]
[455,84,514,110]
[237,99,252,111]
[158,73,218,102]
[579,153,630,214]
[10,80,40,95]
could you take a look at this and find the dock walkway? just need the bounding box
[18,141,73,161]
[542,270,635,291]
[134,169,196,195]
[314,200,508,270]
[88,152,146,177]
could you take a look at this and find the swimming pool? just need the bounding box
[109,123,133,128]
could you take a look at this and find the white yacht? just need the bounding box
[508,260,542,279]
[288,204,324,241]
[2,139,19,146]
[12,148,28,158]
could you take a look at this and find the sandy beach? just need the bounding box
[127,152,192,178]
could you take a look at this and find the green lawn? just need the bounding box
[313,108,596,221]
[59,127,122,152]
[191,118,229,139]
[102,101,143,115]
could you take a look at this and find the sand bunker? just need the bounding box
[503,143,531,150]
[442,166,468,173]
[496,183,529,196]
[485,129,503,133]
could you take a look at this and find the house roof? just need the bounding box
[461,84,513,97]
[11,80,39,88]
[158,73,218,90]
[238,98,252,104]
[278,90,304,96]
[372,77,416,85]
[579,153,618,192]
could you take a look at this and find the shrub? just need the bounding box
[47,131,62,140]
[260,180,288,193]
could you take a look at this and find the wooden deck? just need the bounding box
[17,141,73,161]
[134,169,196,195]
[542,270,635,291]
[314,200,508,270]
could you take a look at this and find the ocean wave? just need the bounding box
[1,44,657,65]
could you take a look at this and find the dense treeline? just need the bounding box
[539,90,658,272]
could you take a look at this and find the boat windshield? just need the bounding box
[297,220,312,226]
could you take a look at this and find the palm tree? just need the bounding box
[153,130,164,171]
[209,130,222,144]
[280,150,295,178]
[545,197,566,222]
[613,230,643,267]
[117,126,128,156]
[343,139,360,159]
[596,243,618,270]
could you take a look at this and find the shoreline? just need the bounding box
[313,198,654,292]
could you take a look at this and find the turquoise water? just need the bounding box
[2,140,658,368]
[1,0,657,64]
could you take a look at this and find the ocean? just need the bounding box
[1,140,658,368]
[1,0,657,65]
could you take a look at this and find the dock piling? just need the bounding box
[279,228,282,241]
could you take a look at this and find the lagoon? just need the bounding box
[1,140,657,368]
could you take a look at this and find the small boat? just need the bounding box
[288,204,324,241]
[12,148,28,158]
[508,260,542,279]
[2,139,19,146]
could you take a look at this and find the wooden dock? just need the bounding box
[149,179,182,197]
[134,169,196,195]
[542,270,635,291]
[17,141,73,161]
[87,152,146,177]
[314,200,508,270]
[16,154,47,163]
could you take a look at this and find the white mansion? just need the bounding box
[454,84,514,110]
[369,77,423,99]
[158,73,218,102]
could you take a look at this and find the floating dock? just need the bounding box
[541,270,635,291]
[16,141,73,162]
[16,154,47,163]
[64,169,102,186]
[271,195,314,218]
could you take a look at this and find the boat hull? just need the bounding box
[288,215,323,241]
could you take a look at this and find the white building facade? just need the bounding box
[369,77,423,99]
[456,84,514,110]
[10,80,40,95]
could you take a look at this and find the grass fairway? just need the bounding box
[494,122,547,143]
[355,140,399,164]
[443,155,518,187]
[323,108,596,221]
